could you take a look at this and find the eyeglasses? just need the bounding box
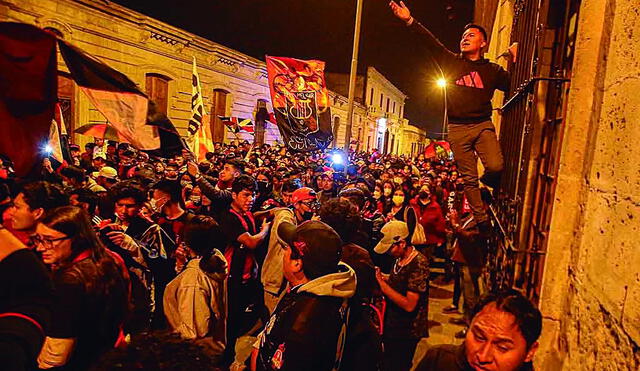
[32,234,71,249]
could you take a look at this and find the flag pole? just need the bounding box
[343,0,364,152]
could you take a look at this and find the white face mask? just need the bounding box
[373,190,381,200]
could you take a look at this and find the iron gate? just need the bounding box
[484,0,580,304]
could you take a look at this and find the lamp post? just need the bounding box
[437,77,447,140]
[344,0,364,152]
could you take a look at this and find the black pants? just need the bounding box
[452,262,461,308]
[448,120,504,223]
[383,337,420,371]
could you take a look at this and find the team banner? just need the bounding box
[266,56,332,152]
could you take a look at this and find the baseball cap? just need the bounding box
[290,187,317,204]
[98,166,118,180]
[374,220,410,254]
[93,152,107,160]
[278,220,343,279]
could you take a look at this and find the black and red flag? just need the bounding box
[57,39,160,150]
[0,22,58,177]
[266,56,332,152]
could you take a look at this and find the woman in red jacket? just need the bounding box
[410,184,447,259]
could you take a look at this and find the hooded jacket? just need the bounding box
[163,249,227,361]
[261,208,296,297]
[256,263,356,371]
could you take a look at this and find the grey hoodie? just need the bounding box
[163,249,228,361]
[297,262,357,299]
[261,208,296,296]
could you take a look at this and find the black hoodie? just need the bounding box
[410,21,510,124]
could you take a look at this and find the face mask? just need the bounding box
[373,190,381,199]
[180,180,192,188]
[393,177,403,185]
[419,191,430,200]
[189,195,202,205]
[383,188,392,197]
[392,195,405,206]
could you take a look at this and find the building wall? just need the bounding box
[482,0,640,369]
[328,91,373,151]
[365,67,410,154]
[537,0,640,368]
[398,122,427,157]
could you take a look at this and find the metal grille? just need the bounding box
[485,0,580,304]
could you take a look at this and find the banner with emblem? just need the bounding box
[266,56,332,152]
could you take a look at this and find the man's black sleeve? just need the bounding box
[409,20,458,65]
[197,177,232,207]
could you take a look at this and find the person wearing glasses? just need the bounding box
[34,206,129,370]
[7,181,69,247]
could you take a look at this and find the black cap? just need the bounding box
[278,220,343,279]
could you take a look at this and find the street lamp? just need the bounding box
[437,78,448,140]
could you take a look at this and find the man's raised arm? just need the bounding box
[389,1,457,63]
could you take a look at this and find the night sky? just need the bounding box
[111,0,474,135]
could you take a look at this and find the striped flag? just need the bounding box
[188,56,205,136]
[57,39,159,150]
[238,119,254,134]
[219,116,254,134]
[189,57,212,159]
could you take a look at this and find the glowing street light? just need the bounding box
[436,78,447,88]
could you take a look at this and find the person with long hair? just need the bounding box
[35,206,129,370]
[384,186,417,235]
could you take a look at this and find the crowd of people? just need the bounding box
[0,137,543,371]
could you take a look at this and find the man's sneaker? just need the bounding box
[449,317,467,326]
[442,305,460,314]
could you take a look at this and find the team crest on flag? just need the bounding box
[266,56,332,152]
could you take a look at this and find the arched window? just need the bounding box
[145,73,171,115]
[43,27,64,39]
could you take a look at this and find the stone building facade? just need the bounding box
[1,0,426,156]
[326,67,427,155]
[478,0,640,369]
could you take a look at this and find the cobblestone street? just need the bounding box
[412,279,465,369]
